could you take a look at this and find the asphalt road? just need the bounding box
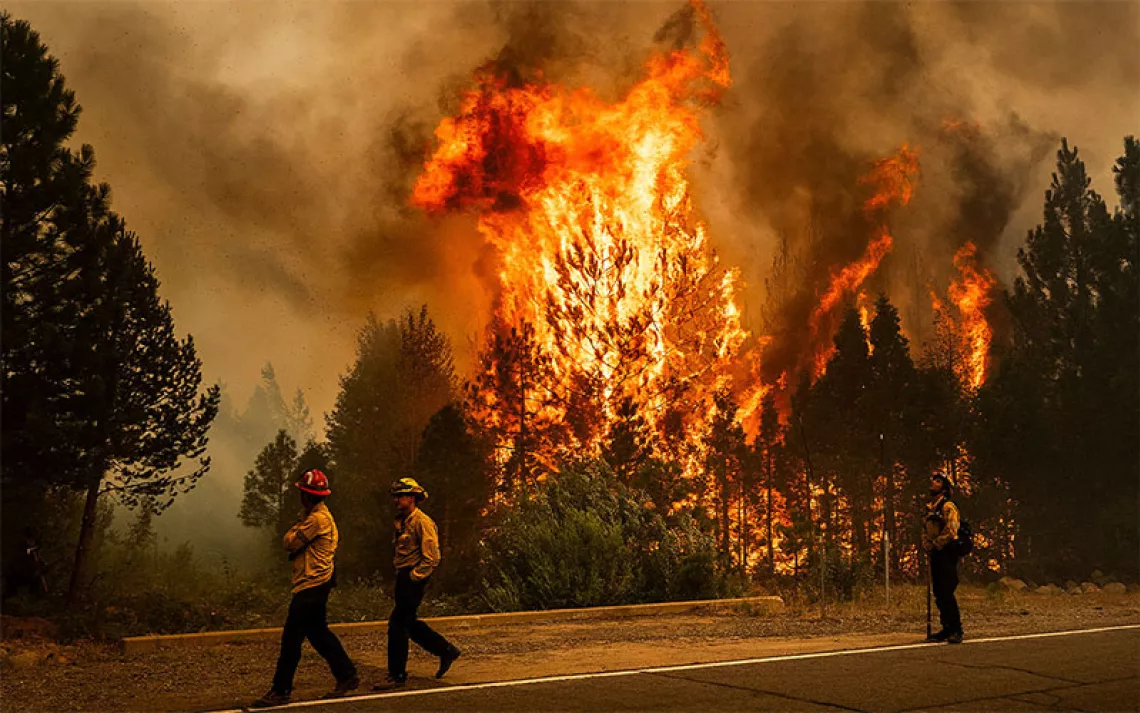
[227,626,1140,713]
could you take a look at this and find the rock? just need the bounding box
[1064,580,1079,591]
[6,651,42,670]
[1035,584,1063,596]
[42,648,76,666]
[1080,582,1100,594]
[1127,584,1140,594]
[1066,582,1083,595]
[1103,582,1127,595]
[1091,569,1104,580]
[998,576,1028,592]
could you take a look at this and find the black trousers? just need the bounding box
[930,549,962,633]
[388,568,452,677]
[272,580,356,694]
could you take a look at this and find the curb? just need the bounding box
[121,595,783,656]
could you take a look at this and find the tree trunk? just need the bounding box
[766,449,775,574]
[517,361,528,492]
[68,476,102,604]
[738,483,747,576]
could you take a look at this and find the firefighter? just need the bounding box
[923,472,964,644]
[251,469,358,708]
[373,477,461,690]
[1,527,48,599]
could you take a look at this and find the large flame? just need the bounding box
[809,146,919,378]
[933,242,997,389]
[414,1,764,479]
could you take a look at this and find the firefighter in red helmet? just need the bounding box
[251,469,358,708]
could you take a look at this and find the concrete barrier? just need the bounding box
[121,595,783,656]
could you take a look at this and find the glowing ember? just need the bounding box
[413,1,764,480]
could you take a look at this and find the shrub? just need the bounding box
[479,460,722,611]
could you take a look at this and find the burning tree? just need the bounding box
[414,1,764,492]
[930,243,999,391]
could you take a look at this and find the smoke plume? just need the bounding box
[9,0,1137,555]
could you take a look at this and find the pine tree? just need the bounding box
[752,392,784,574]
[602,396,654,485]
[2,16,219,601]
[866,295,914,572]
[2,13,105,489]
[467,318,568,495]
[812,307,876,558]
[326,307,456,578]
[413,403,493,592]
[239,430,300,544]
[975,138,1138,578]
[702,388,746,572]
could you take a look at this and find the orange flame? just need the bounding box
[414,1,764,478]
[809,146,918,379]
[940,242,997,389]
[858,292,874,355]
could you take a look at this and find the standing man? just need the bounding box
[1,527,48,599]
[923,472,963,644]
[252,470,359,708]
[374,477,461,690]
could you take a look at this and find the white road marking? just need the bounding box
[216,623,1140,712]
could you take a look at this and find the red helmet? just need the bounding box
[297,469,331,497]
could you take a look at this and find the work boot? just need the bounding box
[946,630,964,644]
[250,688,291,708]
[926,629,949,642]
[373,673,407,691]
[322,674,360,699]
[436,645,462,679]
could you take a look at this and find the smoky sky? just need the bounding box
[8,0,1139,415]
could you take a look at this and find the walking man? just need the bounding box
[374,477,461,690]
[923,472,964,644]
[252,469,358,708]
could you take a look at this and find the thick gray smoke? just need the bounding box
[693,2,1136,379]
[9,1,1137,558]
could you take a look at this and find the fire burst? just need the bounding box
[413,1,763,481]
[933,242,997,389]
[810,146,919,378]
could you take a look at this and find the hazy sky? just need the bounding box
[10,1,1139,423]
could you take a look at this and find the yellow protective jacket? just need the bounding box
[393,507,440,582]
[922,496,960,552]
[283,502,338,594]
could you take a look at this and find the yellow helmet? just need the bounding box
[389,477,427,501]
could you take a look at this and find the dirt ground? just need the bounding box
[2,585,1138,713]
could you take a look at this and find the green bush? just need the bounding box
[480,460,722,611]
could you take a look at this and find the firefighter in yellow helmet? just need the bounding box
[373,478,461,690]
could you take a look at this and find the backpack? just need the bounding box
[955,517,974,556]
[936,497,974,556]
